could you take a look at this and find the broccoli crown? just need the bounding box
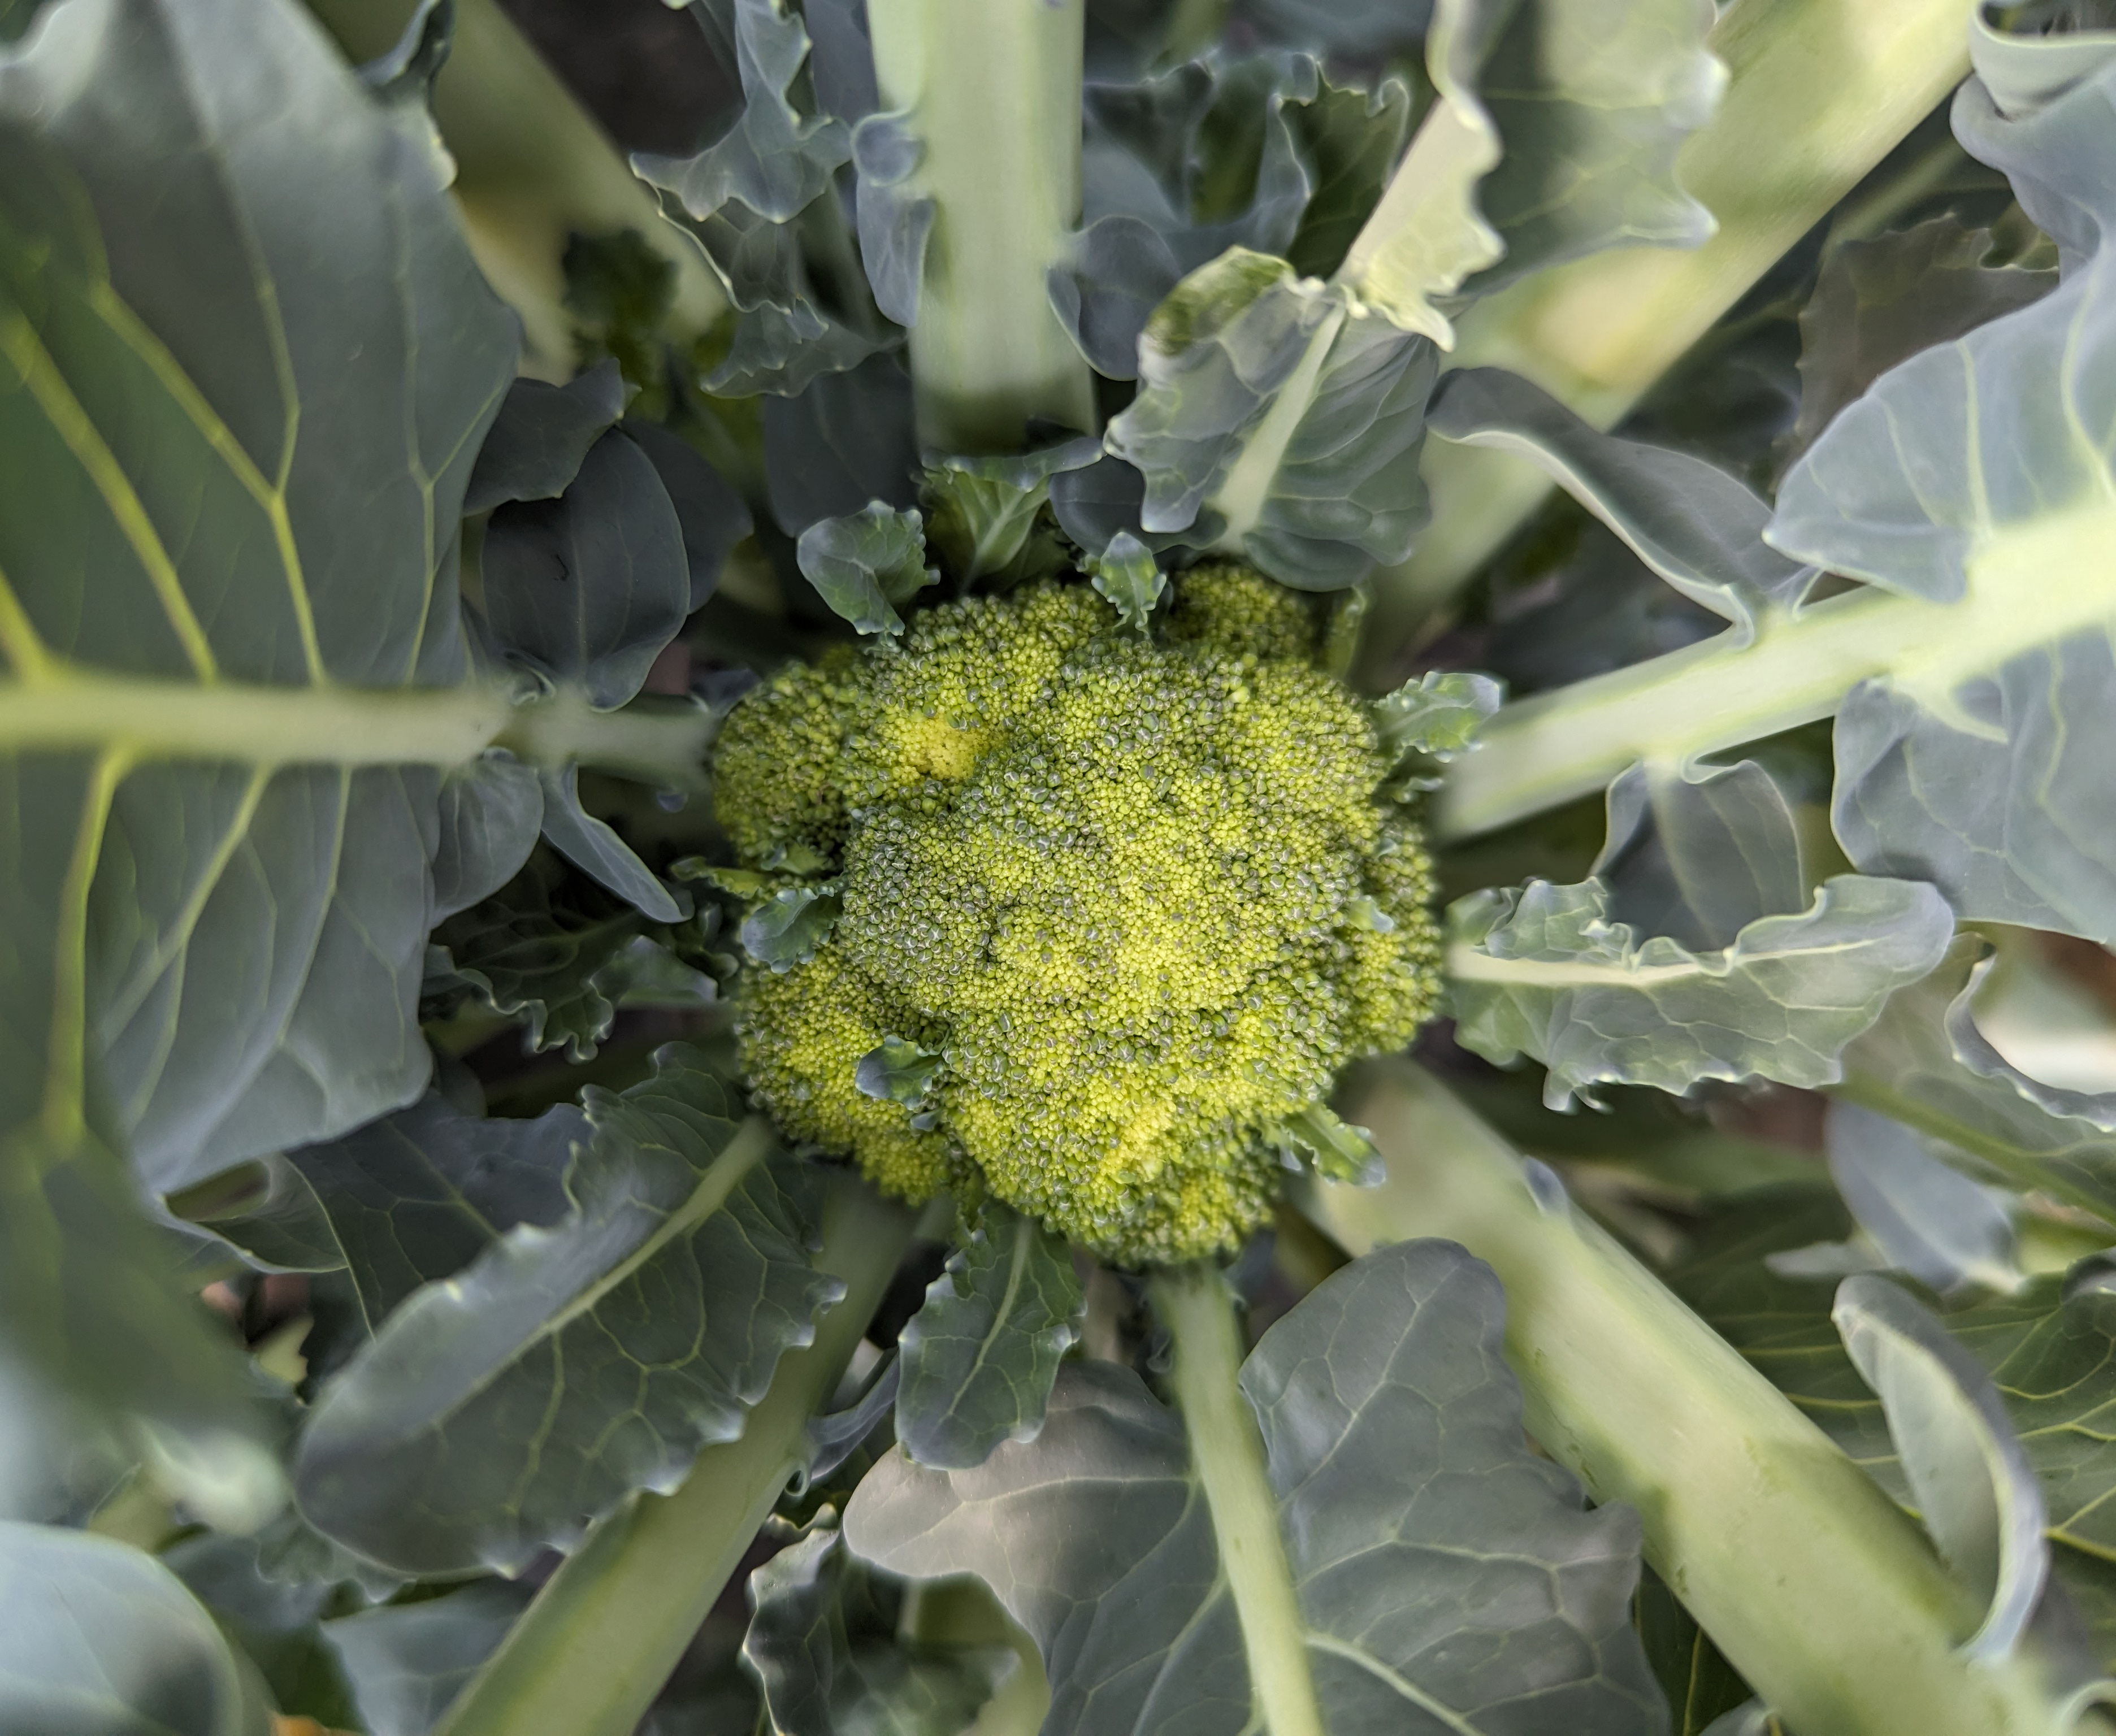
[714,564,1441,1266]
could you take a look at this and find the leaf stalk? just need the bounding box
[431,1171,918,1736]
[1303,1059,2106,1736]
[867,0,1098,450]
[1151,1263,1327,1736]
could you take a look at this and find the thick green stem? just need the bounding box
[1302,1060,2105,1736]
[1435,501,2116,839]
[303,0,723,377]
[1150,1264,1326,1736]
[0,671,713,784]
[867,0,1098,451]
[1359,0,1971,670]
[432,1175,918,1736]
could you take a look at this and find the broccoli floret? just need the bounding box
[714,563,1442,1266]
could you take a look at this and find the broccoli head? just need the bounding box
[714,564,1441,1266]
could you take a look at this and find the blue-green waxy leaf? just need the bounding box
[463,359,630,515]
[324,1578,532,1736]
[621,419,752,612]
[1341,0,1722,343]
[895,1204,1083,1471]
[1762,42,2116,943]
[1843,938,2116,1230]
[634,0,881,398]
[286,1095,582,1331]
[294,1047,839,1574]
[538,764,686,922]
[163,1531,361,1731]
[1825,1102,2023,1296]
[1055,53,1408,376]
[743,1522,1015,1736]
[855,1037,943,1108]
[851,111,933,330]
[847,1239,1663,1734]
[0,1524,272,1736]
[1086,531,1166,631]
[766,354,919,535]
[1448,874,1954,1109]
[1268,1103,1382,1186]
[1104,249,1437,591]
[1372,669,1504,762]
[1428,368,1815,633]
[796,503,939,635]
[0,0,513,1522]
[920,435,1101,584]
[431,754,543,923]
[1593,757,1816,954]
[1835,1276,2051,1661]
[743,884,844,972]
[478,429,692,713]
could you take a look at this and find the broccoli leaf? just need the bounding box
[894,1204,1083,1470]
[1824,1101,2023,1296]
[1428,368,1815,633]
[431,850,705,1061]
[1790,216,2058,458]
[537,763,686,922]
[1842,938,2116,1230]
[1447,874,1954,1108]
[846,1239,1662,1734]
[765,354,920,535]
[431,754,545,924]
[1086,531,1167,630]
[294,1047,838,1573]
[855,1036,943,1108]
[163,1530,360,1731]
[1833,1274,2051,1661]
[0,0,516,1525]
[1104,249,1437,590]
[743,1522,1015,1736]
[324,1578,533,1736]
[463,361,632,515]
[478,429,693,712]
[921,436,1101,584]
[851,111,934,330]
[1056,54,1410,377]
[0,1523,271,1736]
[742,883,845,971]
[1590,758,1816,954]
[796,503,939,635]
[1341,0,1722,343]
[1372,669,1504,762]
[1764,38,2116,943]
[285,1096,583,1331]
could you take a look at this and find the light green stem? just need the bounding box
[433,1174,918,1736]
[302,0,723,377]
[1151,1264,1326,1736]
[1435,501,2116,839]
[0,670,713,784]
[1359,0,1972,668]
[867,0,1098,451]
[1302,1060,2107,1736]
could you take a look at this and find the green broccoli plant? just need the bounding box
[14,0,2116,1734]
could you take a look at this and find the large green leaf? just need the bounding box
[894,1203,1083,1470]
[324,1578,532,1736]
[0,1522,272,1736]
[845,1239,1663,1734]
[0,0,513,1521]
[285,1096,584,1331]
[1339,0,1722,344]
[1103,248,1437,590]
[1446,873,1954,1108]
[743,1521,1015,1736]
[1841,938,2116,1228]
[294,1046,838,1573]
[1766,33,2116,942]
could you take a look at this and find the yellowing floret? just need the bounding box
[715,564,1441,1266]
